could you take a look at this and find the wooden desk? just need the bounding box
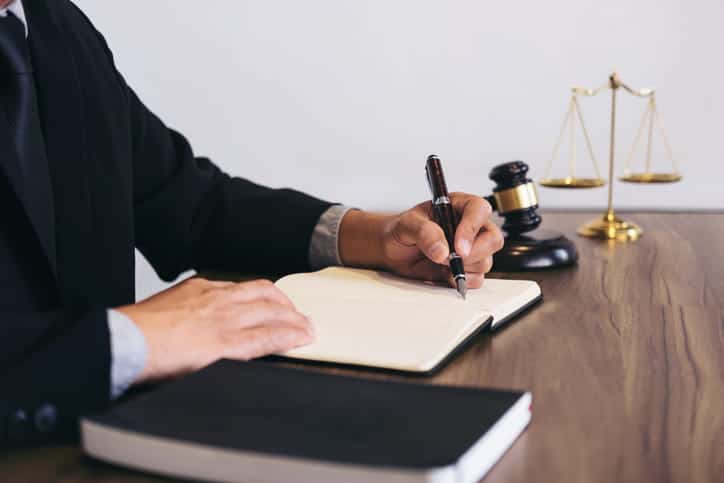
[2,212,723,483]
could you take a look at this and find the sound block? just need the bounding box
[492,229,578,271]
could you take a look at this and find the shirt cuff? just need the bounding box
[308,205,356,270]
[107,309,148,399]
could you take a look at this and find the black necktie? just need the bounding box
[0,12,38,172]
[0,12,57,269]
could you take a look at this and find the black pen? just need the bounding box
[425,154,467,299]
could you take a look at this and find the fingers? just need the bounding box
[196,279,237,290]
[466,272,486,289]
[393,209,450,264]
[390,195,498,268]
[451,194,493,257]
[402,258,452,283]
[197,278,311,339]
[220,279,295,308]
[221,300,312,332]
[219,298,316,360]
[133,277,237,310]
[182,277,236,292]
[193,279,296,312]
[404,256,492,289]
[465,222,504,263]
[224,324,315,361]
[464,255,494,275]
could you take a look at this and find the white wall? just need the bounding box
[72,0,724,298]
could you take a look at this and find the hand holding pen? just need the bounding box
[337,155,505,292]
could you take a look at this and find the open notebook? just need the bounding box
[276,268,541,374]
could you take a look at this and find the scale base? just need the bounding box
[492,229,578,271]
[577,213,643,242]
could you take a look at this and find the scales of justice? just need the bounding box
[487,72,681,271]
[541,72,682,241]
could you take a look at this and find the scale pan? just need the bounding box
[539,177,606,189]
[619,172,682,183]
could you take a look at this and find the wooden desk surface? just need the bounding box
[2,212,723,483]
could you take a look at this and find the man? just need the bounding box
[0,0,503,448]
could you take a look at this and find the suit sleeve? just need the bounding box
[65,0,337,283]
[72,1,334,281]
[126,89,334,281]
[0,307,111,448]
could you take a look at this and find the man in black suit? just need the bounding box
[0,0,503,448]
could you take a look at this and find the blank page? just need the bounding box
[276,268,523,372]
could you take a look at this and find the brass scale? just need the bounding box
[540,72,681,242]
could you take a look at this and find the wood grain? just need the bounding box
[2,212,723,483]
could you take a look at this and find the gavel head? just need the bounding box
[484,161,541,235]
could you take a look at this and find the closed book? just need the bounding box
[83,360,531,483]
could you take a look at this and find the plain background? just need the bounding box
[72,0,723,299]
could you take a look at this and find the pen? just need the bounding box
[425,154,467,299]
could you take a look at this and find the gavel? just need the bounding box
[481,160,578,271]
[483,161,541,236]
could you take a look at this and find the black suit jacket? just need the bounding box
[0,0,332,448]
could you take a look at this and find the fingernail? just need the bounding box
[430,242,446,261]
[459,239,471,257]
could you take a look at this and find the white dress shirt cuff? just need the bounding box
[308,205,356,270]
[107,309,148,399]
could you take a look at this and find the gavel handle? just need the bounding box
[483,195,498,213]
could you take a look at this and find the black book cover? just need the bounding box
[85,360,526,469]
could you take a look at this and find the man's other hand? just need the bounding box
[338,193,504,289]
[116,278,314,385]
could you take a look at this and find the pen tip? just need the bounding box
[457,279,467,300]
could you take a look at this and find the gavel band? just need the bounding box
[492,183,539,214]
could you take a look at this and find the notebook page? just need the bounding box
[276,268,492,372]
[462,278,542,327]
